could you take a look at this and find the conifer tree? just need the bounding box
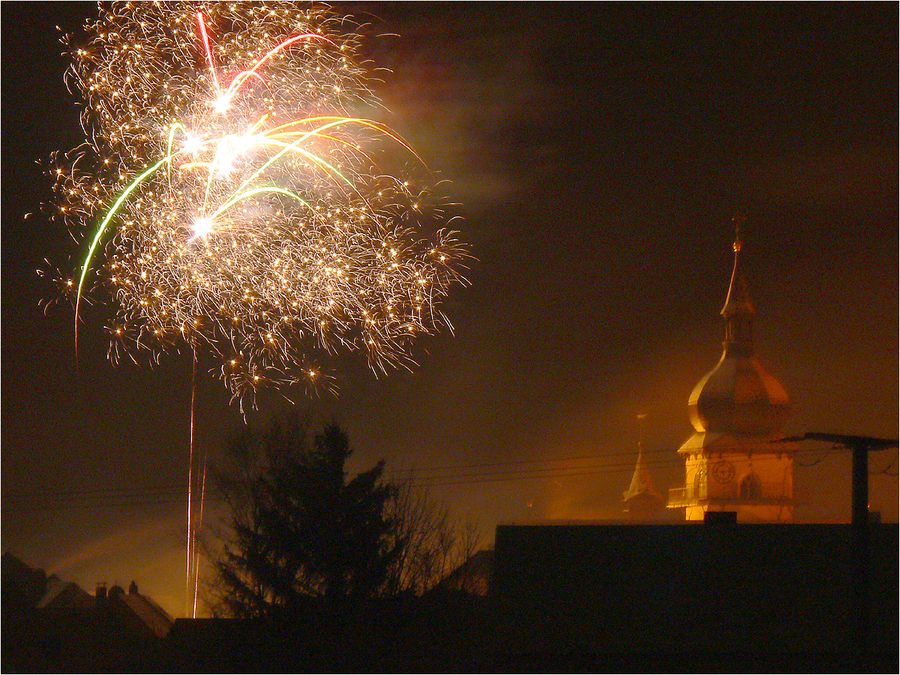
[213,414,401,617]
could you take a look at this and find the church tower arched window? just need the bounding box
[739,473,762,500]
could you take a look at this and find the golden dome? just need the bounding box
[687,228,790,438]
[688,354,790,436]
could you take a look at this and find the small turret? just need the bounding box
[623,414,663,514]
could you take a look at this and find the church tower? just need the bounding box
[623,414,665,517]
[667,223,795,522]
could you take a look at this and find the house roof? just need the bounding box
[36,577,94,610]
[433,550,494,596]
[115,589,174,638]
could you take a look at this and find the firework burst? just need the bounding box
[51,1,468,406]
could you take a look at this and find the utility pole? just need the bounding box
[775,433,897,659]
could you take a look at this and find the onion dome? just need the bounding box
[687,225,790,437]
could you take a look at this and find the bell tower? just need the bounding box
[667,220,795,522]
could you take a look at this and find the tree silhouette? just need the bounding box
[212,414,402,617]
[383,480,482,596]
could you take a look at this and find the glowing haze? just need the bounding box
[51,1,468,406]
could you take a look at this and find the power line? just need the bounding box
[3,443,873,513]
[6,439,856,505]
[5,457,676,511]
[796,445,836,467]
[3,445,681,504]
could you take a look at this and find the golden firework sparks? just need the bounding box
[52,1,469,406]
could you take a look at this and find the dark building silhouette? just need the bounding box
[2,556,173,671]
[36,576,94,611]
[431,549,494,596]
[492,522,898,663]
[2,552,48,618]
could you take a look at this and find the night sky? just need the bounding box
[3,2,897,617]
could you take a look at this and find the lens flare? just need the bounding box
[51,1,469,406]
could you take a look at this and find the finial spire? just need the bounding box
[636,412,648,455]
[732,211,747,253]
[721,213,755,354]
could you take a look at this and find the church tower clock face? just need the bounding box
[712,460,735,484]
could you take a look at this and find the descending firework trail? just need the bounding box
[51,2,469,616]
[185,346,197,615]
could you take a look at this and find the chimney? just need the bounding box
[96,582,108,606]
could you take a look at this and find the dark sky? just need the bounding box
[3,2,897,616]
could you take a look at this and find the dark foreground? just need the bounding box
[5,524,897,672]
[4,596,898,673]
